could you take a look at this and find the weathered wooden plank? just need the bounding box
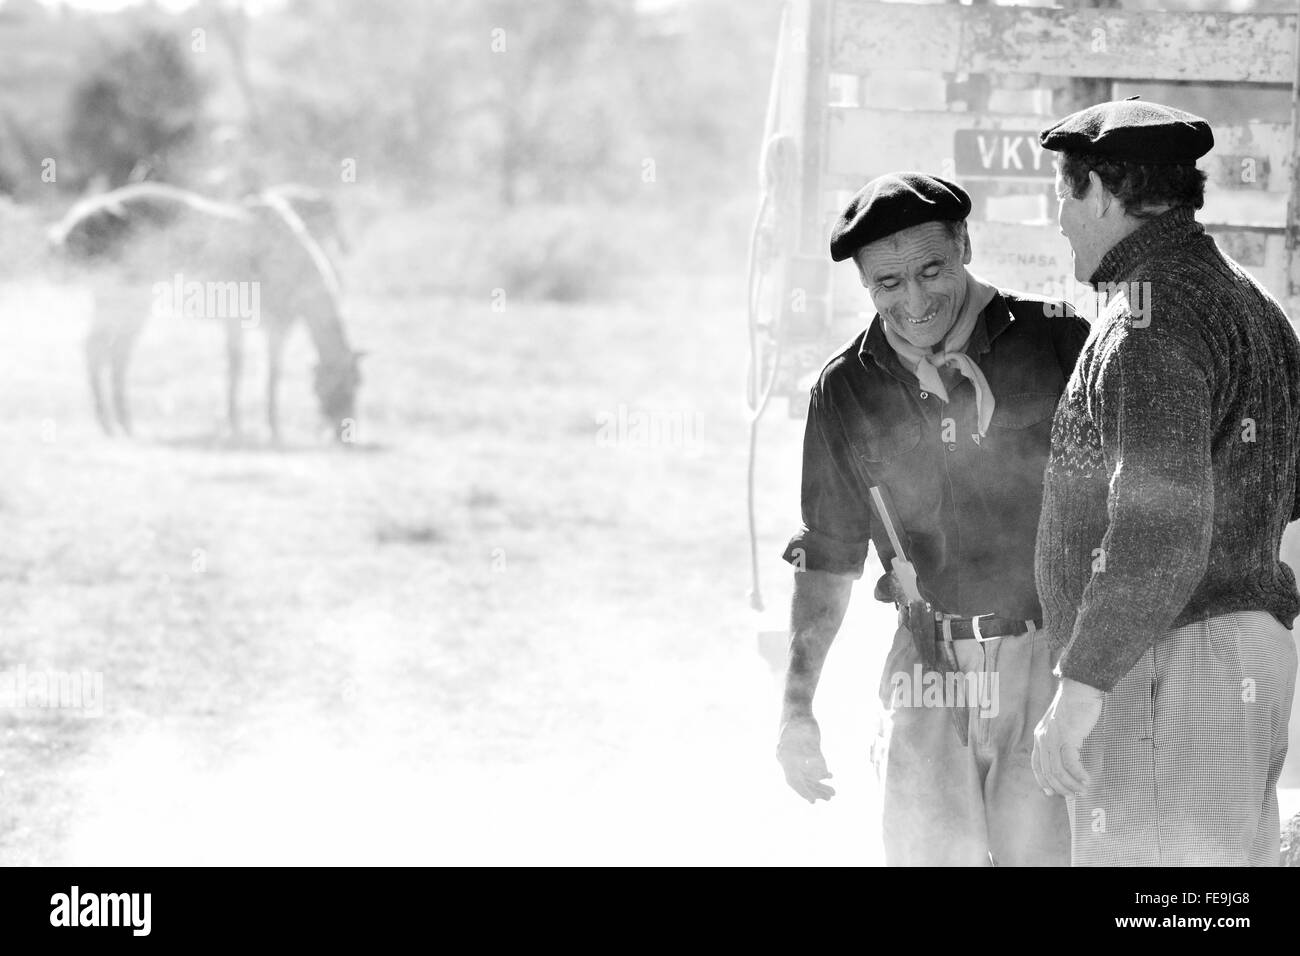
[1207,122,1293,193]
[967,220,1077,300]
[800,0,833,257]
[831,1,1297,83]
[826,109,1053,178]
[828,110,1293,196]
[1202,190,1287,229]
[1205,227,1272,268]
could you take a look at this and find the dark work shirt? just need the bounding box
[783,290,1089,620]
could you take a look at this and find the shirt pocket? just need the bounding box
[857,418,923,463]
[988,391,1060,430]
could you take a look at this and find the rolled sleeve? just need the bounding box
[782,526,870,578]
[782,383,874,578]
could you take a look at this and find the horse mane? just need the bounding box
[247,186,343,304]
[247,186,356,367]
[47,182,252,248]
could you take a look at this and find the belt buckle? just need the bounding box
[972,612,999,644]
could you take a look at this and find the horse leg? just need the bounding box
[225,317,244,439]
[85,317,115,435]
[109,351,132,436]
[265,324,287,444]
[107,313,144,437]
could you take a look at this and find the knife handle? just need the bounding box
[891,556,922,604]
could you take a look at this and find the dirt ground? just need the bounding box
[0,269,903,865]
[1,266,1295,866]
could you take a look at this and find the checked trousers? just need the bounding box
[1068,610,1298,866]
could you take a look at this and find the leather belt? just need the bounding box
[936,612,1039,643]
[897,605,1040,643]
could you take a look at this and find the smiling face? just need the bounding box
[853,220,971,349]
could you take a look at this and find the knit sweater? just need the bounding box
[1034,207,1300,692]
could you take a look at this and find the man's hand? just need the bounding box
[779,570,852,804]
[1031,677,1105,797]
[776,714,835,803]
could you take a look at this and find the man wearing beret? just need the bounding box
[1032,98,1300,865]
[775,171,1089,865]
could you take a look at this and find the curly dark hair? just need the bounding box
[1057,150,1206,220]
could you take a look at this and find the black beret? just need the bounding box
[1039,97,1213,165]
[829,172,971,262]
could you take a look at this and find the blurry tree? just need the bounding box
[624,0,780,201]
[472,0,638,206]
[464,0,779,207]
[0,108,42,197]
[250,0,778,207]
[65,26,207,189]
[207,0,263,147]
[251,0,639,202]
[251,0,468,193]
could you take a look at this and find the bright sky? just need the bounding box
[25,0,284,13]
[32,0,200,10]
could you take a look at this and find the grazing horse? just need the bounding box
[48,182,364,442]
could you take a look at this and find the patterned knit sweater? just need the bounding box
[1035,207,1300,692]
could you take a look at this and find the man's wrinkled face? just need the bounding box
[854,221,970,349]
[1055,165,1100,283]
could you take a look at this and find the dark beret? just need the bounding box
[829,172,971,262]
[1039,97,1213,165]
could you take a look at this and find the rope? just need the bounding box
[745,3,800,612]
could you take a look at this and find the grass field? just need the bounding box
[0,259,903,865]
[3,240,1297,865]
